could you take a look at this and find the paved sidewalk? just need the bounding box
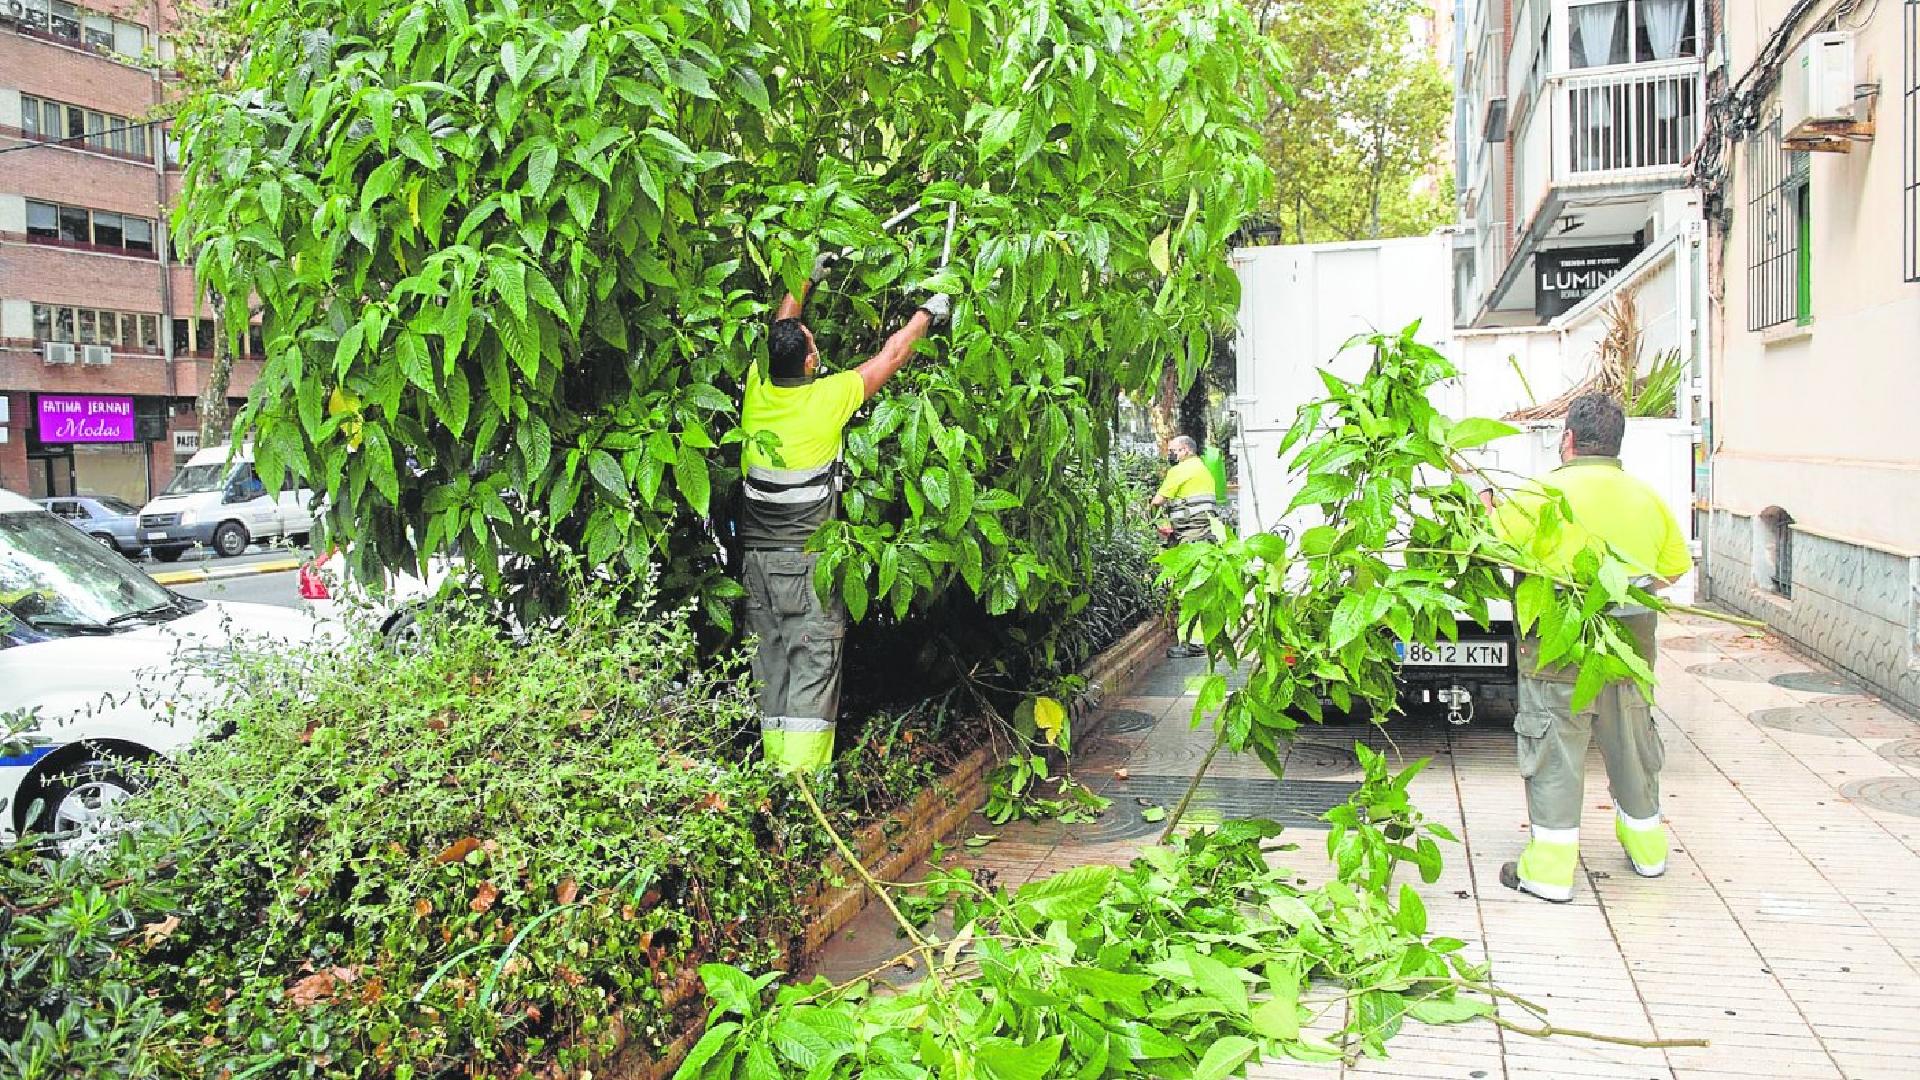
[812,614,1920,1079]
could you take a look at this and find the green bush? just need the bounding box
[0,577,989,1079]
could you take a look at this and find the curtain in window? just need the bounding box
[1572,3,1625,168]
[1642,0,1689,117]
[1574,2,1626,67]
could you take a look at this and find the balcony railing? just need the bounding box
[1554,60,1704,181]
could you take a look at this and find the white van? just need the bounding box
[137,444,316,561]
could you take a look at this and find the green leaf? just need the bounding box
[528,143,559,199]
[1407,996,1494,1025]
[976,1036,1063,1080]
[1148,229,1171,275]
[1185,951,1249,1015]
[1193,1036,1257,1080]
[1012,864,1114,924]
[258,179,282,225]
[1448,416,1521,451]
[1140,805,1166,823]
[1514,574,1554,637]
[1249,998,1299,1041]
[698,964,760,1019]
[674,443,711,516]
[587,450,626,497]
[979,106,1021,159]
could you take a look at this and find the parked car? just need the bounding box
[137,444,316,561]
[38,494,143,555]
[0,489,324,855]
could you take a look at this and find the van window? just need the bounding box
[163,463,230,496]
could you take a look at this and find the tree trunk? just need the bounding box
[197,295,234,447]
[1147,359,1181,447]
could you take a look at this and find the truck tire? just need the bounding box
[153,548,185,563]
[213,521,250,558]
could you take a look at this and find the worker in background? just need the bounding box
[1480,393,1693,903]
[1151,434,1220,659]
[739,249,950,772]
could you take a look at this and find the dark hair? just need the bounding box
[768,318,811,379]
[1565,392,1625,456]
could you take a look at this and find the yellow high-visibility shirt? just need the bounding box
[1157,456,1216,502]
[740,363,866,472]
[1492,457,1692,580]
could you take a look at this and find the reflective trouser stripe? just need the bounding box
[762,723,835,773]
[1516,834,1579,898]
[763,715,833,733]
[1615,809,1669,872]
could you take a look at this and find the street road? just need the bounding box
[173,569,301,608]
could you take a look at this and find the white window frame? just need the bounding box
[1565,0,1699,73]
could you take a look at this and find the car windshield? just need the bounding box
[0,509,176,628]
[92,496,140,516]
[163,463,231,496]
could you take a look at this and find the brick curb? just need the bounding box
[150,557,303,587]
[602,617,1173,1079]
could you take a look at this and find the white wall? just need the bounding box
[1713,2,1920,553]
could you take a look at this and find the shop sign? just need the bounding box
[173,431,201,454]
[36,395,136,443]
[1534,245,1641,318]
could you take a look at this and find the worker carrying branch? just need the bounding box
[739,248,950,772]
[1151,434,1221,659]
[1480,393,1692,903]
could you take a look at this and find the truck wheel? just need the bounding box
[153,548,185,563]
[213,522,250,558]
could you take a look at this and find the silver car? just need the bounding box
[37,495,144,556]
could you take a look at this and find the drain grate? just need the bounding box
[1284,742,1365,779]
[1770,671,1862,694]
[1096,708,1160,735]
[1839,777,1920,818]
[1752,701,1919,740]
[1066,775,1358,844]
[1687,661,1766,682]
[1876,740,1920,769]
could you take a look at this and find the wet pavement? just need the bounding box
[810,614,1920,1078]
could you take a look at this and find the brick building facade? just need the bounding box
[0,1,260,504]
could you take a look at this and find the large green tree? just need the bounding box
[175,0,1278,632]
[1251,0,1453,243]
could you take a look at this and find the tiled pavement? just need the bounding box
[810,615,1920,1079]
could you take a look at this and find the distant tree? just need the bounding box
[1251,0,1454,243]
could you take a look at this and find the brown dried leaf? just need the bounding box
[413,898,433,918]
[427,712,451,731]
[288,970,336,1007]
[556,878,579,905]
[359,976,386,1005]
[330,966,359,985]
[698,792,729,813]
[470,880,500,914]
[1113,768,1130,781]
[435,837,481,865]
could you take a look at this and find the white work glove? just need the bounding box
[809,249,842,284]
[918,293,952,327]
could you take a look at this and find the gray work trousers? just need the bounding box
[743,549,846,767]
[1514,611,1665,831]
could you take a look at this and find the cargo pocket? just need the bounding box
[1513,706,1556,780]
[1622,697,1665,775]
[1516,638,1578,685]
[767,556,819,619]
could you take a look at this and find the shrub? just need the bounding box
[0,576,988,1079]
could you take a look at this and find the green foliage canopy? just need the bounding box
[176,0,1279,627]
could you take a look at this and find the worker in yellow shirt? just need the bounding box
[1481,393,1693,903]
[1151,434,1220,658]
[739,249,949,772]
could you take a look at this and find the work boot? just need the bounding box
[1501,828,1578,903]
[1165,643,1204,659]
[1614,810,1669,878]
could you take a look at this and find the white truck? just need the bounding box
[136,443,317,561]
[1228,235,1701,723]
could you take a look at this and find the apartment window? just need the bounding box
[31,304,161,351]
[49,1,79,40]
[1747,118,1812,330]
[1570,0,1697,69]
[23,199,160,256]
[81,12,112,49]
[17,96,155,162]
[1905,0,1918,282]
[14,1,156,62]
[170,317,191,355]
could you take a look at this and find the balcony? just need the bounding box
[1515,58,1704,223]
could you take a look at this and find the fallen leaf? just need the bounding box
[435,837,481,865]
[578,708,599,722]
[288,970,336,1007]
[964,834,998,849]
[141,915,181,948]
[442,773,461,788]
[426,712,450,731]
[698,792,729,813]
[557,878,579,905]
[359,976,386,1005]
[1141,806,1167,823]
[470,881,500,914]
[413,898,433,918]
[1113,768,1130,781]
[330,966,359,985]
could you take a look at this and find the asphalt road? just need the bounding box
[172,568,302,608]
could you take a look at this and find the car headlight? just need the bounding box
[178,510,197,526]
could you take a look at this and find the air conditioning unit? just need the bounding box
[81,344,113,366]
[1783,32,1857,139]
[43,341,76,365]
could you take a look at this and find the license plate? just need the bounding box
[1395,641,1508,667]
[146,531,168,540]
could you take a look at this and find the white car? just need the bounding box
[0,489,324,853]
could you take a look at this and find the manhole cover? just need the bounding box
[1839,777,1920,818]
[1752,701,1918,740]
[1876,740,1920,769]
[1284,742,1364,779]
[1063,775,1358,844]
[1770,671,1862,694]
[1096,709,1158,735]
[1688,661,1766,682]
